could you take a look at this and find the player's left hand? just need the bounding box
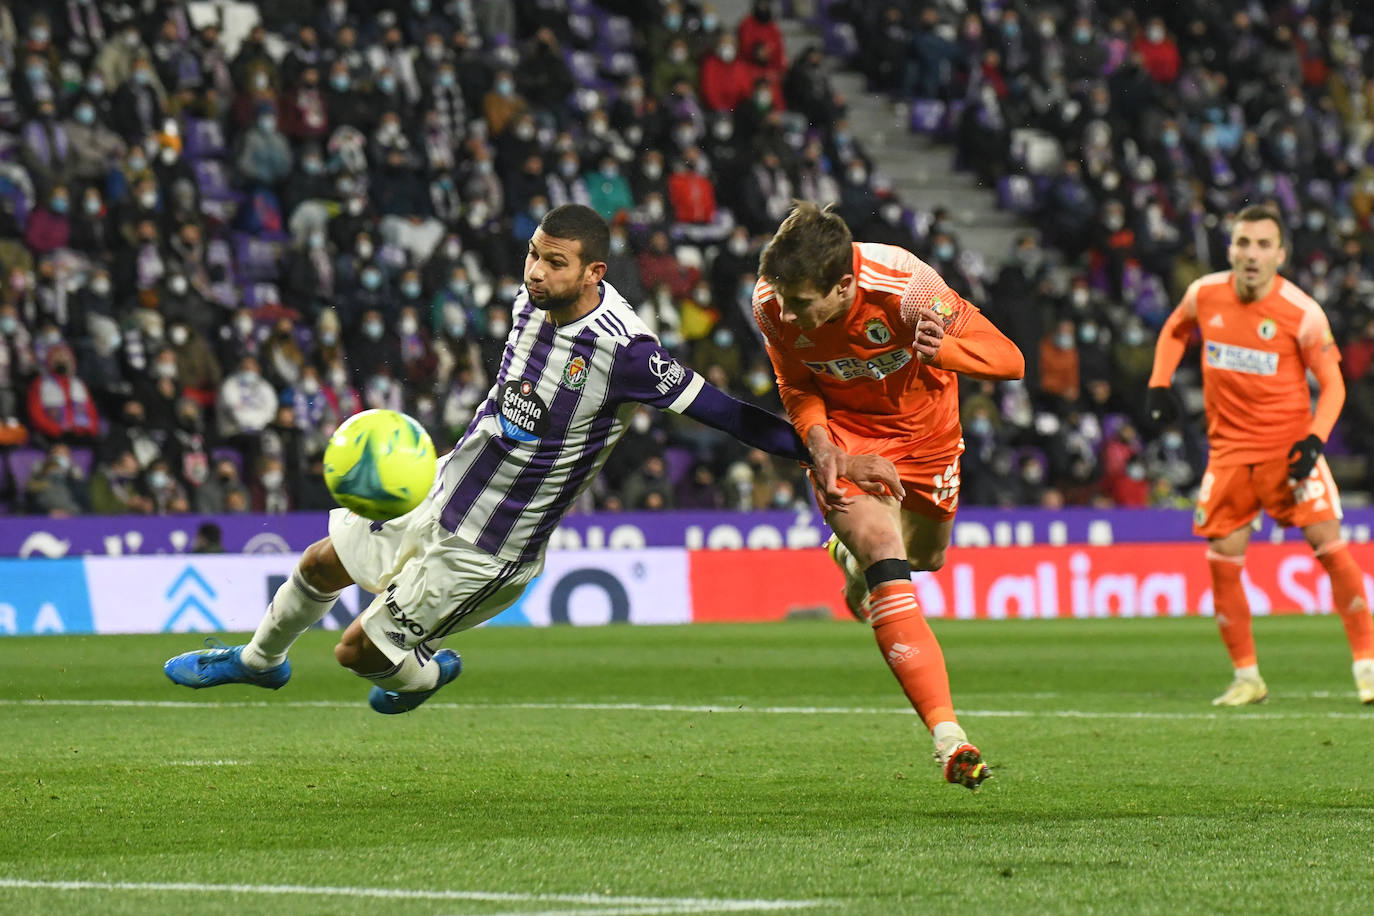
[914,306,944,362]
[1287,434,1323,482]
[841,453,906,501]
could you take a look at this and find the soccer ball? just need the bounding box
[323,409,437,521]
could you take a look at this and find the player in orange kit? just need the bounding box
[754,202,1025,789]
[1148,204,1374,706]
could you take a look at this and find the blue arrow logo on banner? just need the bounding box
[163,565,223,632]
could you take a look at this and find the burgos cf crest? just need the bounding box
[562,354,589,390]
[864,318,891,344]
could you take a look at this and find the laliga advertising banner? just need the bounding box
[0,549,691,635]
[3,544,1373,636]
[688,543,1374,621]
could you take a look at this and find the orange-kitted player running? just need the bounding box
[754,202,1024,789]
[1148,204,1374,707]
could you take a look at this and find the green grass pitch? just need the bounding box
[3,617,1372,915]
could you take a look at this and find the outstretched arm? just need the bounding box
[1148,282,1201,388]
[678,381,809,462]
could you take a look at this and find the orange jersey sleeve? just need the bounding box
[752,243,979,454]
[1149,280,1200,387]
[1192,273,1340,465]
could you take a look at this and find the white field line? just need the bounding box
[0,697,1371,720]
[166,760,245,766]
[0,878,821,913]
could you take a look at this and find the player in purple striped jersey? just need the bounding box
[164,205,900,713]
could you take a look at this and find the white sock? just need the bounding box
[241,569,342,669]
[365,650,440,692]
[1234,664,1261,681]
[1354,659,1374,678]
[931,720,967,753]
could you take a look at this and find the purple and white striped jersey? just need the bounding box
[435,280,704,563]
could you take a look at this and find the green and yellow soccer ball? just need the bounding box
[323,409,437,521]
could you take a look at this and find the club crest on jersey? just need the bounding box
[648,350,686,395]
[498,378,551,442]
[561,354,589,390]
[1257,318,1277,341]
[864,318,891,344]
[929,296,956,326]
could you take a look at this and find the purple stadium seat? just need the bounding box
[602,50,637,78]
[192,159,241,201]
[232,232,282,281]
[9,447,46,495]
[567,50,601,87]
[568,13,595,44]
[823,22,858,59]
[239,281,282,308]
[663,446,694,486]
[182,118,227,160]
[70,446,94,478]
[211,446,245,478]
[598,15,634,52]
[909,99,947,135]
[997,175,1039,213]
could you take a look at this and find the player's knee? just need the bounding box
[909,549,946,573]
[300,537,352,593]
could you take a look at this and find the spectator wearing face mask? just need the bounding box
[217,355,278,445]
[110,56,166,142]
[345,307,403,384]
[67,188,112,256]
[585,158,635,223]
[290,365,342,456]
[27,343,99,444]
[20,98,74,192]
[235,102,294,190]
[395,304,438,391]
[143,456,190,514]
[482,68,526,138]
[24,185,70,254]
[1038,318,1080,412]
[22,443,89,516]
[700,35,753,113]
[738,0,786,77]
[90,448,153,515]
[322,357,363,417]
[63,94,126,185]
[252,454,293,514]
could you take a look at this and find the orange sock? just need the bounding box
[1208,550,1255,669]
[1315,541,1374,662]
[867,579,955,729]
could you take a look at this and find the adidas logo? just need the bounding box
[886,642,919,665]
[1208,314,1224,328]
[793,334,813,348]
[385,631,408,649]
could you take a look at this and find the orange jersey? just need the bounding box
[753,242,1022,453]
[1150,270,1341,467]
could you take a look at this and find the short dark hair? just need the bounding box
[538,204,610,266]
[758,201,853,293]
[1234,204,1286,249]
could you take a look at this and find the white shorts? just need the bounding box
[328,504,543,665]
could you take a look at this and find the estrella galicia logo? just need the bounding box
[498,378,551,442]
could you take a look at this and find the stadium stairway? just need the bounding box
[713,1,1032,264]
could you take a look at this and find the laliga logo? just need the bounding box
[19,531,71,558]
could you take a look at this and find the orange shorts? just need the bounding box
[812,427,964,521]
[1193,454,1342,539]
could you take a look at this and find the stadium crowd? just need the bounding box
[0,0,1370,519]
